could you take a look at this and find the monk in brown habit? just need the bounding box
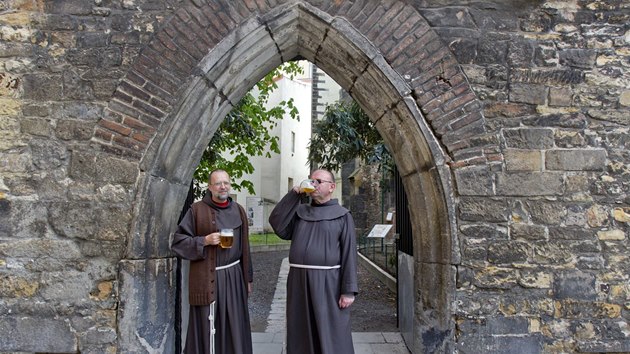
[172,169,253,354]
[269,169,358,354]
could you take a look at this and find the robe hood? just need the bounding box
[296,198,349,221]
[201,193,242,229]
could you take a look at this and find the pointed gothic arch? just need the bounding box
[103,2,494,352]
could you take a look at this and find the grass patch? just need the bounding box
[248,233,291,246]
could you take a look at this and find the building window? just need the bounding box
[291,131,296,154]
[288,177,293,192]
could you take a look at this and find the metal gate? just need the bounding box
[394,167,413,256]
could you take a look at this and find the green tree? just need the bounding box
[308,99,392,173]
[193,62,303,199]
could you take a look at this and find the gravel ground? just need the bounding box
[249,249,398,332]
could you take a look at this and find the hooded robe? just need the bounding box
[172,194,253,354]
[269,190,358,354]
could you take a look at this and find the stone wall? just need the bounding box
[0,0,628,353]
[430,2,630,352]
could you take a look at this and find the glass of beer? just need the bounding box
[219,228,234,248]
[300,179,316,193]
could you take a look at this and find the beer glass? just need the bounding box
[219,228,234,248]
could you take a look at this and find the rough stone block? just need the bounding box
[488,240,530,264]
[526,200,567,225]
[55,120,95,140]
[48,202,96,239]
[507,38,535,67]
[29,139,68,170]
[7,199,50,238]
[533,241,574,265]
[77,32,109,48]
[523,112,588,129]
[554,130,586,148]
[496,172,564,196]
[505,149,542,171]
[39,269,97,302]
[63,70,95,100]
[95,155,138,183]
[69,150,97,180]
[553,271,597,300]
[549,87,573,106]
[503,128,554,149]
[473,266,518,289]
[43,0,92,15]
[454,165,494,196]
[548,226,594,241]
[518,270,552,288]
[419,8,476,27]
[511,223,547,241]
[21,118,53,137]
[545,149,607,171]
[458,316,530,336]
[22,74,63,100]
[0,316,77,352]
[559,48,598,69]
[612,208,630,223]
[0,98,21,116]
[460,223,508,239]
[118,258,176,353]
[459,197,509,222]
[509,83,547,105]
[477,34,509,65]
[597,229,625,241]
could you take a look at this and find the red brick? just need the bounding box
[123,116,155,132]
[113,134,145,151]
[156,31,178,51]
[98,119,132,136]
[362,5,386,38]
[126,70,146,86]
[450,111,483,131]
[94,128,113,142]
[443,92,477,114]
[171,30,205,61]
[132,99,165,119]
[103,108,123,123]
[131,132,151,144]
[119,80,151,102]
[98,142,142,160]
[113,89,133,104]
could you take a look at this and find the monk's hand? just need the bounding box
[338,294,355,309]
[203,232,221,246]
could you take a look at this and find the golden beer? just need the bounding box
[219,229,234,248]
[300,179,316,193]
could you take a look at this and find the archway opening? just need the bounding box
[119,3,456,352]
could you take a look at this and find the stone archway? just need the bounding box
[104,2,492,352]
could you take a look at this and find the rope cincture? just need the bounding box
[289,263,341,270]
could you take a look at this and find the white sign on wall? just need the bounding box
[246,196,264,232]
[366,224,393,238]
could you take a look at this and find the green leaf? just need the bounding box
[192,62,304,199]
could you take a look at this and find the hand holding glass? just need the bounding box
[219,229,234,248]
[300,179,316,193]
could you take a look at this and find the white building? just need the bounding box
[225,62,344,233]
[229,62,313,232]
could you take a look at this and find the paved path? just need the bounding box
[252,258,410,354]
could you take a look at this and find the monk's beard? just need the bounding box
[213,191,229,201]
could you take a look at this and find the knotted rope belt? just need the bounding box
[289,263,341,269]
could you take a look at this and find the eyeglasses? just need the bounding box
[313,178,333,185]
[211,181,231,187]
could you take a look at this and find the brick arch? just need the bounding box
[107,1,493,352]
